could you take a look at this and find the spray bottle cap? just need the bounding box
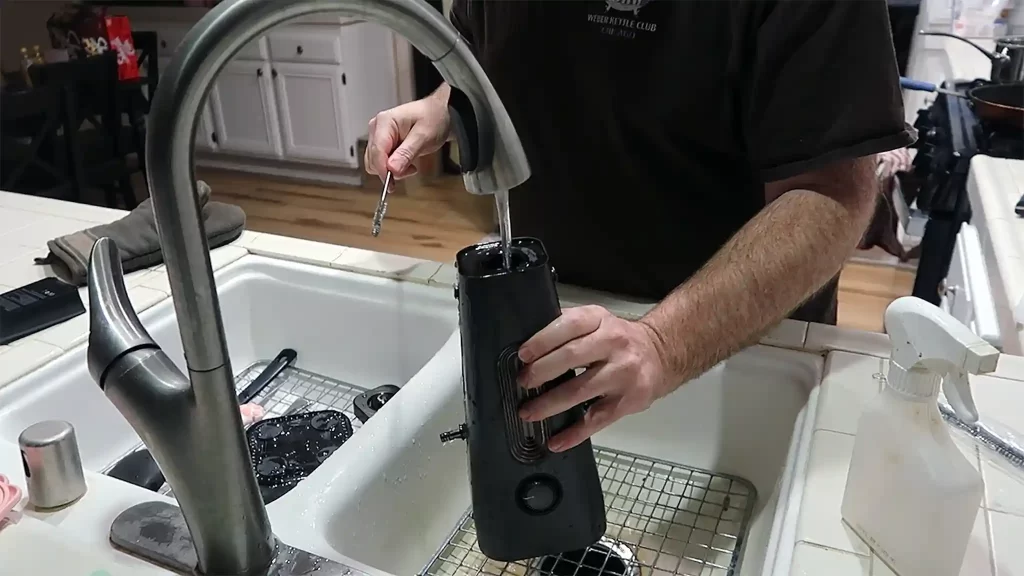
[884,296,1000,424]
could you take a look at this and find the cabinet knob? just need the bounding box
[272,69,278,79]
[296,45,304,55]
[257,68,263,77]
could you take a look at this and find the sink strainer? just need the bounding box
[528,538,640,576]
[422,446,757,576]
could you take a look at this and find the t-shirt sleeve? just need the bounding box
[746,0,917,182]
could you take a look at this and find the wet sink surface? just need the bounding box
[0,254,458,473]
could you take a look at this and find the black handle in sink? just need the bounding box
[237,348,297,404]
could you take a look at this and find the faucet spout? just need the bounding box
[86,1,531,575]
[87,238,274,575]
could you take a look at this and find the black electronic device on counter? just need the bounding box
[444,238,606,562]
[0,277,85,345]
[246,410,353,504]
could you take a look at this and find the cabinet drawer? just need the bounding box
[268,28,343,64]
[234,37,269,61]
[148,24,266,61]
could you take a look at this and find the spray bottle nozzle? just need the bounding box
[884,297,1001,422]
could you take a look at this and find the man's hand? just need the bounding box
[517,305,674,453]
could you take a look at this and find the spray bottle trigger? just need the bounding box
[942,371,979,425]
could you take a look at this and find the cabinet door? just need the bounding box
[272,61,355,166]
[209,61,283,158]
[194,104,217,153]
[159,57,216,152]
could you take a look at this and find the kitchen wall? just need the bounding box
[1,1,415,103]
[0,1,212,70]
[0,1,65,71]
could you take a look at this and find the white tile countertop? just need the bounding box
[968,157,1024,355]
[1,190,1023,576]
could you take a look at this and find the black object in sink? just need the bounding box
[352,385,401,423]
[246,410,353,504]
[106,349,297,492]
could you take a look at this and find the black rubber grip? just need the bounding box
[447,86,479,172]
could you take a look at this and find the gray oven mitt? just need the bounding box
[35,181,246,286]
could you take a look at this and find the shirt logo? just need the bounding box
[605,0,652,16]
[588,0,658,38]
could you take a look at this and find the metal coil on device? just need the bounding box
[496,347,549,463]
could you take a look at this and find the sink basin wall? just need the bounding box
[272,341,823,576]
[0,255,458,472]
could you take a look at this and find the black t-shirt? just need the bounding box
[449,0,916,325]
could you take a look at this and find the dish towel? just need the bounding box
[858,149,914,261]
[35,180,246,286]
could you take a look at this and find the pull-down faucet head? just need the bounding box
[87,1,530,575]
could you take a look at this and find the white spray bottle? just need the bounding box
[841,296,1000,576]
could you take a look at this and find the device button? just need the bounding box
[517,475,561,514]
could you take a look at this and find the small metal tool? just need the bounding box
[371,171,394,237]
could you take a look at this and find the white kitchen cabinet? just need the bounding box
[273,61,355,166]
[194,103,218,153]
[208,61,283,158]
[134,18,400,183]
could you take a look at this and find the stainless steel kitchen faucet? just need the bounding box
[86,1,529,574]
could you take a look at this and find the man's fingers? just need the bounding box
[547,396,618,453]
[366,115,394,180]
[519,306,604,364]
[363,118,377,175]
[520,364,605,422]
[519,332,609,389]
[386,125,430,176]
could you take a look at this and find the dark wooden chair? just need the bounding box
[0,82,81,201]
[120,30,159,187]
[32,52,139,209]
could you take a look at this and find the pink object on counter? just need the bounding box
[239,403,267,427]
[0,474,22,528]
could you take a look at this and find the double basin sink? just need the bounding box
[0,254,823,576]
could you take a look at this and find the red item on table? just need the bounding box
[104,16,139,81]
[46,6,139,81]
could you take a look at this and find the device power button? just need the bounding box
[516,475,562,514]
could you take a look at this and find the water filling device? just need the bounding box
[440,238,607,562]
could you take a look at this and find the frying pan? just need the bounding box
[900,77,1024,130]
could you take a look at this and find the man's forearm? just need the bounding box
[639,157,877,388]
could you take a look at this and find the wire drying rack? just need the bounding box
[421,447,756,576]
[105,360,372,496]
[233,360,369,428]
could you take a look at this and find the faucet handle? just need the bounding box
[87,237,158,388]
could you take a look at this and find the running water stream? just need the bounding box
[495,189,512,270]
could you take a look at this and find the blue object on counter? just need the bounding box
[900,76,939,92]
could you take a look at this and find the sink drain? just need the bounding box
[529,538,640,576]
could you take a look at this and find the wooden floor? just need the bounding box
[196,167,915,333]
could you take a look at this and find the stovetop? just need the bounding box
[903,79,1023,217]
[962,79,1024,160]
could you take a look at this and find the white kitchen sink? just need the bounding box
[0,252,824,576]
[0,254,458,472]
[267,340,824,576]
